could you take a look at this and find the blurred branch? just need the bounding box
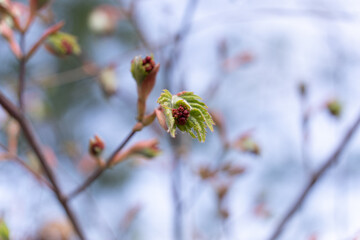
[0,143,54,190]
[66,129,137,200]
[0,91,86,240]
[267,111,360,240]
[164,0,200,91]
[18,33,26,110]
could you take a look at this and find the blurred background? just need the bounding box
[1,0,360,239]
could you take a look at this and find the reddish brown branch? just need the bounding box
[0,92,86,240]
[267,111,360,240]
[66,130,137,200]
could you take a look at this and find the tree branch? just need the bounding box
[0,143,54,190]
[267,111,360,240]
[66,129,137,200]
[18,33,26,110]
[0,91,86,240]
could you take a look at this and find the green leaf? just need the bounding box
[157,89,215,142]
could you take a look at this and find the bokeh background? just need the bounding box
[1,0,360,239]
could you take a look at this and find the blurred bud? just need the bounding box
[223,51,254,72]
[298,81,307,97]
[112,139,160,165]
[221,163,246,176]
[119,205,141,231]
[131,55,160,121]
[99,65,117,97]
[37,220,73,240]
[326,99,342,117]
[219,207,229,219]
[89,135,105,157]
[25,92,48,121]
[233,134,260,155]
[198,165,217,180]
[44,31,81,57]
[216,183,230,201]
[88,5,123,35]
[0,219,9,240]
[254,202,271,219]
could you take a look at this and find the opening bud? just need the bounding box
[89,135,105,157]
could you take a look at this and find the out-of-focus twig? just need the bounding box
[0,143,54,190]
[267,110,360,240]
[0,91,86,240]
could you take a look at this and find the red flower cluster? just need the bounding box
[172,105,190,125]
[142,56,156,73]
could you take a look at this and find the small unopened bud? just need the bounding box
[216,183,229,201]
[326,99,342,117]
[88,5,123,35]
[45,31,81,57]
[89,135,105,157]
[234,134,260,155]
[298,82,307,97]
[219,208,229,219]
[130,55,156,85]
[99,65,117,97]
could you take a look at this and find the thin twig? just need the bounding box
[66,130,137,200]
[0,143,54,190]
[0,92,86,240]
[267,111,360,240]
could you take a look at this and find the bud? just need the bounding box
[0,219,9,240]
[198,165,217,180]
[130,55,156,85]
[89,135,105,157]
[233,134,260,155]
[131,55,160,122]
[99,65,117,97]
[216,183,230,201]
[326,99,342,117]
[44,31,81,57]
[298,82,307,97]
[88,5,123,35]
[112,139,160,166]
[219,208,229,219]
[221,163,246,176]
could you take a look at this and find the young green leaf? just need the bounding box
[157,89,215,142]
